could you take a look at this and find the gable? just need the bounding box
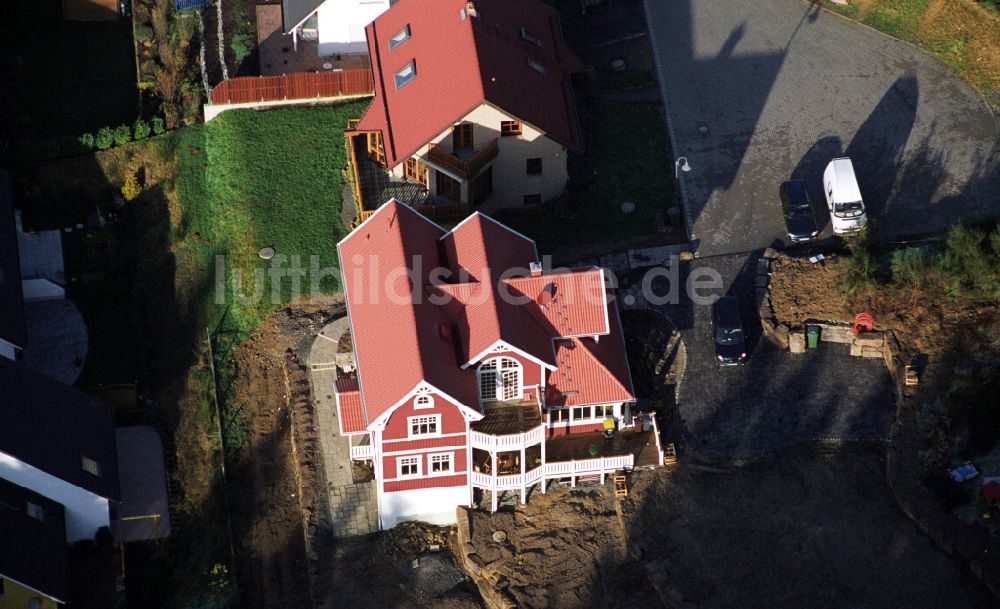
[378,383,480,440]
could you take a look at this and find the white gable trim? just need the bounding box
[337,198,446,247]
[599,267,611,335]
[366,380,483,432]
[460,339,556,372]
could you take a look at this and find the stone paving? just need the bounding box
[640,253,894,462]
[645,0,1000,256]
[310,319,379,537]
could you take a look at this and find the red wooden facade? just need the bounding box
[209,69,373,105]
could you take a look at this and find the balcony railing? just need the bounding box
[425,137,499,180]
[471,455,635,492]
[470,424,545,451]
[350,444,373,460]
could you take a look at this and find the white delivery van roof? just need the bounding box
[824,157,863,203]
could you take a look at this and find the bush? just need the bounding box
[95,127,114,150]
[121,174,142,201]
[113,124,132,146]
[230,34,253,64]
[79,132,95,149]
[133,118,151,140]
[152,116,165,135]
[937,223,1000,301]
[890,247,933,292]
[835,247,877,295]
[135,25,154,42]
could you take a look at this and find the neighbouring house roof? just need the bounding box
[0,362,121,501]
[355,0,585,167]
[281,0,325,32]
[0,170,27,351]
[0,478,70,604]
[336,200,634,431]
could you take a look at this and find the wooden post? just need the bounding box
[540,430,546,494]
[520,445,526,504]
[491,449,497,513]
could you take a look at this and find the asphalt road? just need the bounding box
[650,253,893,461]
[646,0,1000,256]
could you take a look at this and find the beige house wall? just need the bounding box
[388,102,569,209]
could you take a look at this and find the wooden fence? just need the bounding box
[209,69,373,105]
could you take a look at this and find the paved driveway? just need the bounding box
[647,254,893,461]
[646,0,1000,256]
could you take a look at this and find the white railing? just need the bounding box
[350,444,373,460]
[470,424,546,451]
[470,455,634,492]
[650,414,664,466]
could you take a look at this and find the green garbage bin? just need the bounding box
[806,325,820,349]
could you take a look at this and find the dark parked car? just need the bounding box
[780,179,820,242]
[713,296,747,366]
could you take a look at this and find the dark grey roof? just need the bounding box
[0,478,70,603]
[0,169,26,350]
[0,362,120,501]
[281,0,324,32]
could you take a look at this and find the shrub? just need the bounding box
[890,247,933,292]
[121,174,142,201]
[938,223,1000,301]
[133,118,151,140]
[95,127,114,150]
[152,116,165,135]
[835,247,877,295]
[135,25,154,42]
[230,34,253,63]
[79,132,95,149]
[113,124,132,146]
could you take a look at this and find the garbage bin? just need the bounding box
[806,325,820,350]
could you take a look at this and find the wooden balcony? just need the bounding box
[425,137,499,180]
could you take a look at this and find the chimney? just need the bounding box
[529,261,543,277]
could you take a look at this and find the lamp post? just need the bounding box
[674,157,691,179]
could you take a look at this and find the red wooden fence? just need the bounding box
[209,69,373,105]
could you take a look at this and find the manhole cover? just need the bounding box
[610,58,626,72]
[696,122,710,135]
[322,62,334,70]
[259,247,275,260]
[621,201,636,214]
[492,530,507,543]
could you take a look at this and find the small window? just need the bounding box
[429,452,453,474]
[26,501,44,521]
[500,121,522,137]
[389,24,410,50]
[414,394,434,409]
[527,58,546,75]
[572,406,592,420]
[394,60,416,90]
[398,456,420,477]
[526,158,542,175]
[409,415,439,437]
[523,194,542,205]
[520,26,542,47]
[81,454,100,476]
[550,408,569,422]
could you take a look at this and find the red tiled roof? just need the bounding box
[337,202,633,431]
[356,0,584,167]
[545,308,635,407]
[334,378,367,434]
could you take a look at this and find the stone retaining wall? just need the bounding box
[454,507,517,609]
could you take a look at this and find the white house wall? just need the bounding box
[380,484,467,528]
[0,452,111,543]
[390,103,569,207]
[317,0,390,56]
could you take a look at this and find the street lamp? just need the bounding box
[675,157,691,179]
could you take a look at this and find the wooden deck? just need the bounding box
[471,400,542,436]
[545,429,659,467]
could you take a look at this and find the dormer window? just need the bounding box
[388,24,410,50]
[527,58,546,75]
[414,394,434,409]
[520,26,542,47]
[395,60,417,89]
[81,454,100,476]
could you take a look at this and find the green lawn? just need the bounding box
[497,102,678,256]
[1,0,137,141]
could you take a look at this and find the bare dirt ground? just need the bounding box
[622,448,993,609]
[463,483,664,609]
[229,299,484,609]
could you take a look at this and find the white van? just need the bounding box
[823,157,867,234]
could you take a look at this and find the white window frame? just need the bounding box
[414,394,434,410]
[527,58,546,75]
[408,414,441,438]
[394,60,416,90]
[571,405,593,421]
[388,24,411,50]
[397,455,421,478]
[428,452,454,475]
[477,357,522,402]
[520,26,542,47]
[550,407,569,423]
